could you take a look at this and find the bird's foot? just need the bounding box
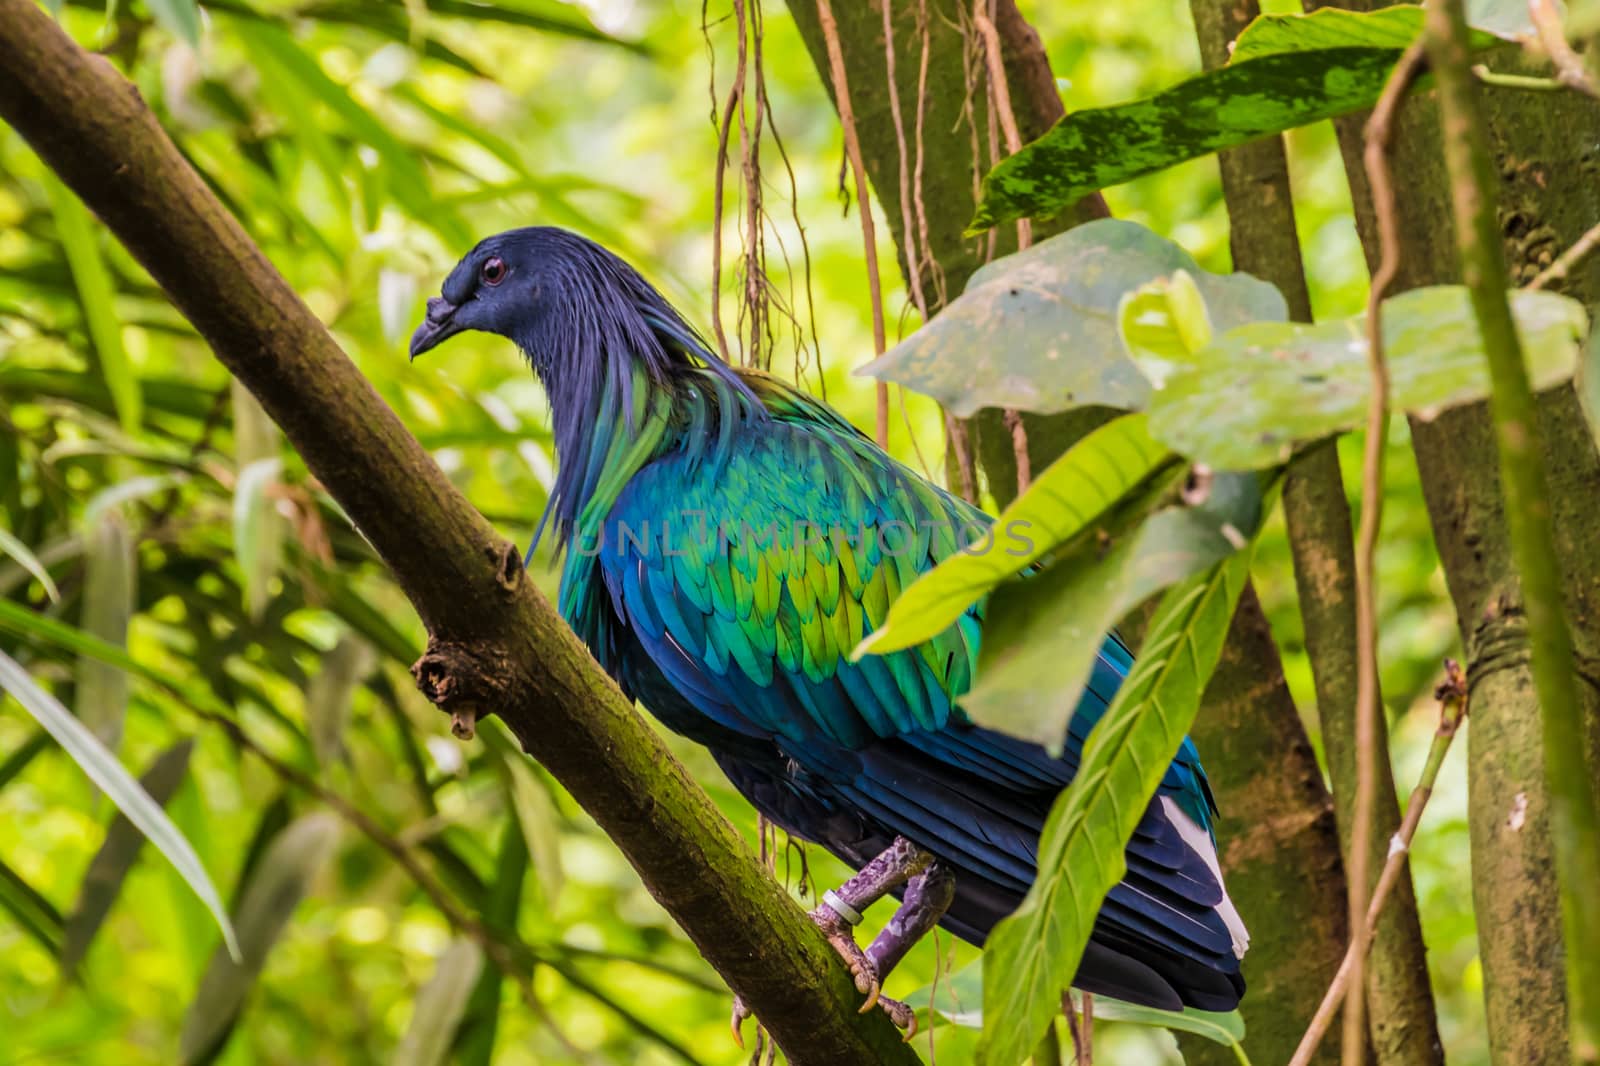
[728,897,921,1047]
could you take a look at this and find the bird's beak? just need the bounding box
[409,296,461,360]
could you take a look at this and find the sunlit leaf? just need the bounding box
[0,649,240,962]
[907,958,1246,1050]
[43,173,141,433]
[1145,286,1589,469]
[0,528,62,604]
[392,940,485,1066]
[60,740,196,980]
[855,413,1177,656]
[859,220,1284,417]
[78,511,135,751]
[964,472,1269,751]
[975,550,1254,1066]
[179,813,340,1065]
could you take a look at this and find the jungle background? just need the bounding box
[0,0,1539,1063]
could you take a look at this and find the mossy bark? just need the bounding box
[787,5,1354,1063]
[0,6,922,1063]
[1316,1,1600,1061]
[1188,1,1442,1062]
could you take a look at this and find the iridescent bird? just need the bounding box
[411,228,1247,1032]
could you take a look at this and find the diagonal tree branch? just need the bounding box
[0,5,919,1063]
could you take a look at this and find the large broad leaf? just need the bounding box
[0,649,240,961]
[392,940,485,1066]
[906,958,1246,1049]
[179,813,341,1065]
[1143,286,1589,469]
[975,550,1254,1066]
[858,220,1284,417]
[854,413,1178,656]
[969,6,1508,231]
[963,472,1267,751]
[60,740,196,980]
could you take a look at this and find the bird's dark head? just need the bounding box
[408,227,690,386]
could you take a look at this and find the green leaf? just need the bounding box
[392,940,486,1066]
[859,220,1284,417]
[1229,5,1498,63]
[78,511,135,751]
[907,958,1246,1050]
[60,740,196,980]
[964,472,1268,750]
[855,413,1177,656]
[306,634,374,767]
[179,813,340,1065]
[147,0,202,48]
[484,723,564,909]
[43,173,141,433]
[1146,286,1589,469]
[1117,269,1214,389]
[0,854,63,955]
[239,24,471,246]
[457,818,528,1066]
[975,551,1254,1066]
[969,6,1509,232]
[0,528,62,604]
[0,649,240,963]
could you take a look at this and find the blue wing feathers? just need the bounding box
[569,367,1242,1009]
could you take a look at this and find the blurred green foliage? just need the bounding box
[0,0,1474,1062]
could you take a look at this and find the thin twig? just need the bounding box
[1290,661,1470,1066]
[1344,40,1426,1066]
[1527,218,1600,291]
[814,0,890,448]
[1529,0,1599,98]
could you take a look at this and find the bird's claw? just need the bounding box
[728,903,920,1048]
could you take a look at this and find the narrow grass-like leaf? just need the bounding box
[0,649,240,962]
[0,528,62,603]
[0,854,63,955]
[43,173,141,433]
[179,813,340,1065]
[78,511,135,751]
[484,723,564,908]
[60,739,195,979]
[392,940,486,1066]
[0,730,50,790]
[147,0,202,47]
[856,414,1176,656]
[457,818,528,1066]
[306,634,374,767]
[975,549,1254,1066]
[233,457,283,621]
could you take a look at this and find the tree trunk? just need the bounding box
[786,5,1353,1062]
[1188,1,1443,1063]
[1317,2,1600,1061]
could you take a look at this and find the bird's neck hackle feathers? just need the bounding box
[514,238,763,558]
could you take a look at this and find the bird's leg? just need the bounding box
[731,836,934,1046]
[857,860,956,1035]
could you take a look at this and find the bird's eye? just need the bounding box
[480,256,507,286]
